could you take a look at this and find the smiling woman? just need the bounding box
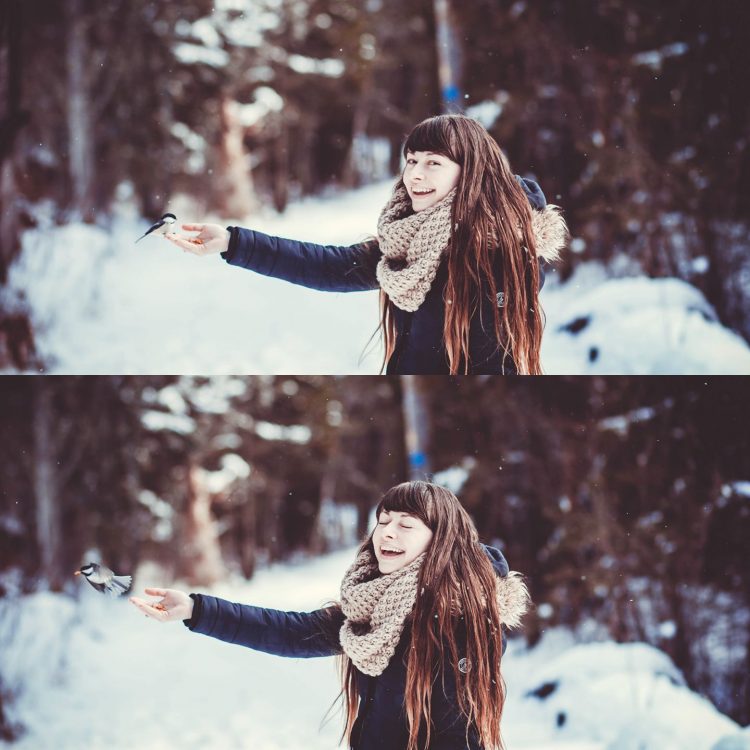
[163,114,568,375]
[403,151,462,210]
[373,509,434,573]
[131,480,530,750]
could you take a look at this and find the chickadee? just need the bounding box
[135,213,177,243]
[75,562,133,596]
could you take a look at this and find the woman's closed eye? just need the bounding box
[377,519,413,529]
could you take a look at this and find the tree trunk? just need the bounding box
[401,376,432,479]
[64,0,95,221]
[216,96,258,219]
[272,119,289,213]
[33,380,63,590]
[342,74,373,189]
[433,0,464,112]
[183,465,225,585]
[0,159,18,282]
[587,454,631,641]
[311,464,338,553]
[742,581,750,724]
[237,491,257,579]
[0,0,30,280]
[297,120,316,195]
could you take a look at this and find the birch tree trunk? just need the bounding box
[33,380,63,590]
[433,0,464,113]
[64,0,95,220]
[401,376,432,480]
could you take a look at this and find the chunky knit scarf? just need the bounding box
[339,548,426,676]
[375,184,456,312]
[338,547,531,676]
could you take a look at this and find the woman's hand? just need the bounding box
[129,587,194,623]
[164,223,230,256]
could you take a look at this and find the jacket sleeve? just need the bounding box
[183,594,344,658]
[221,227,382,293]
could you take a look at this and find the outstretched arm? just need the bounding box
[131,588,344,658]
[186,594,344,658]
[165,223,381,293]
[222,228,381,293]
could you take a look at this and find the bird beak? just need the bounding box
[74,571,81,576]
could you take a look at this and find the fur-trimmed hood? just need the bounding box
[517,174,569,264]
[531,204,568,264]
[482,543,532,630]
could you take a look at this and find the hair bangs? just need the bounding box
[403,115,463,165]
[376,480,436,529]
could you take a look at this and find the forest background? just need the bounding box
[0,0,749,368]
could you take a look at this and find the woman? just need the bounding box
[130,481,530,750]
[165,114,567,374]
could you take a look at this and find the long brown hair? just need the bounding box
[380,114,543,374]
[335,481,508,750]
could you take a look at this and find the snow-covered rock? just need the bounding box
[541,264,750,374]
[711,727,750,750]
[504,638,739,750]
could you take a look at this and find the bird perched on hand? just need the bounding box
[75,562,133,596]
[135,213,177,243]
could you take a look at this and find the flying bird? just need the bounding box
[75,562,133,596]
[135,213,177,243]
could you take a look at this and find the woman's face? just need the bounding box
[403,151,461,212]
[372,509,433,574]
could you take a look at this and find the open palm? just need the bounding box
[164,223,230,256]
[129,587,194,623]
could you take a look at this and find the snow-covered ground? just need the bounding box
[0,547,745,750]
[3,181,750,374]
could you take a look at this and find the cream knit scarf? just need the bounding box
[375,184,456,312]
[339,548,425,676]
[338,547,531,677]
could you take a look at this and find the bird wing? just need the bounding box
[104,575,133,596]
[135,222,161,244]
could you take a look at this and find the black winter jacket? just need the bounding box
[222,178,549,375]
[184,545,512,750]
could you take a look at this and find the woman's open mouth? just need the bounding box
[380,546,405,558]
[411,189,435,198]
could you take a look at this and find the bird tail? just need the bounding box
[106,575,133,596]
[135,234,146,244]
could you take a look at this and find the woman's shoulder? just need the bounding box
[514,175,547,210]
